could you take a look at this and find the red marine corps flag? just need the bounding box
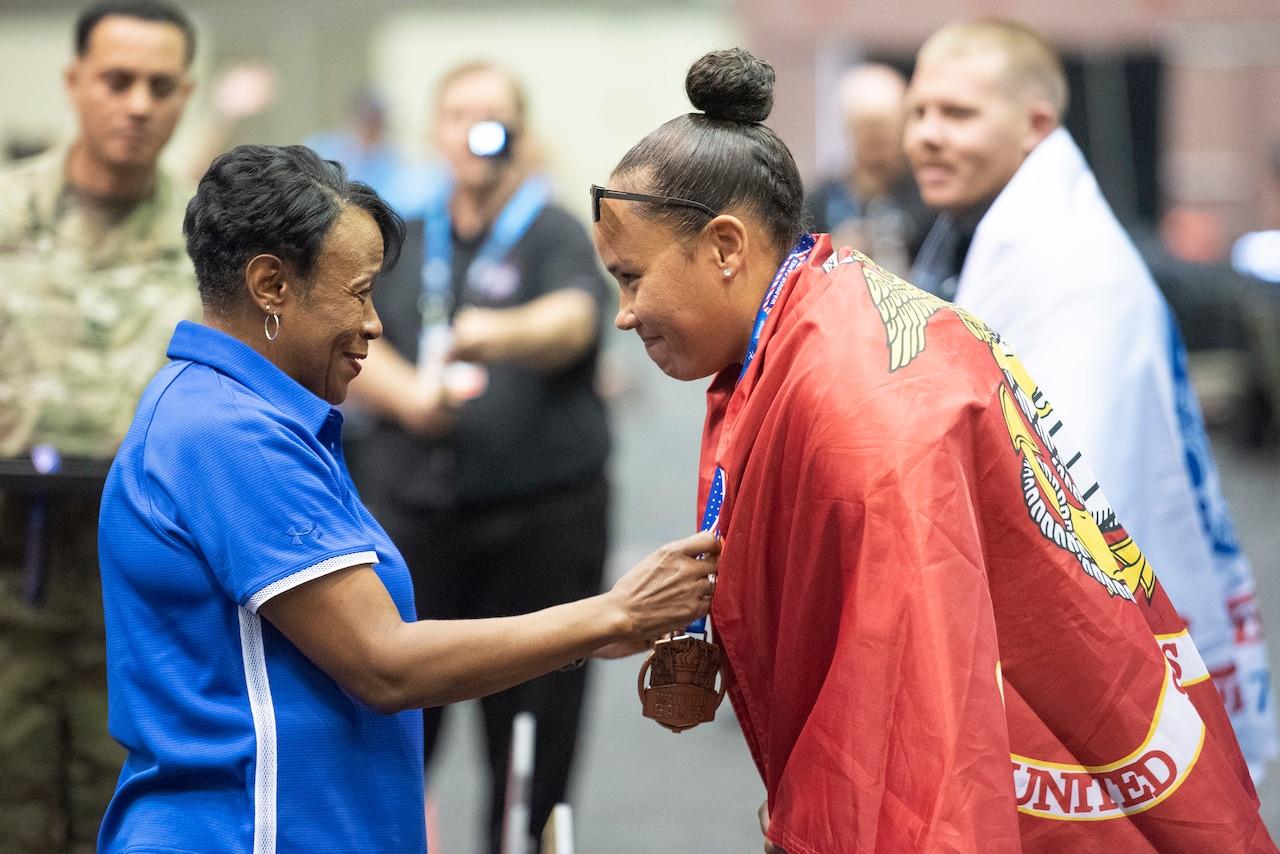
[701,236,1276,853]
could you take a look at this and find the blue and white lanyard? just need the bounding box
[687,232,816,634]
[419,174,551,327]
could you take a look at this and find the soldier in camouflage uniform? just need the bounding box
[0,2,199,851]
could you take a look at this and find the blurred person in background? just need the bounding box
[803,62,933,277]
[345,61,613,852]
[0,2,200,851]
[905,18,1278,779]
[305,87,430,217]
[594,45,1273,854]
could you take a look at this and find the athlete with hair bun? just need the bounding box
[593,47,1275,853]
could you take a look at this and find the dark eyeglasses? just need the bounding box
[590,184,717,223]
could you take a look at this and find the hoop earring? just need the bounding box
[264,311,280,341]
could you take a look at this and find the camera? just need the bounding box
[468,120,513,159]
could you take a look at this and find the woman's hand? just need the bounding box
[602,530,720,652]
[759,800,786,854]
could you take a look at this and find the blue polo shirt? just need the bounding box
[98,321,426,854]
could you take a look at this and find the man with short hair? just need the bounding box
[905,18,1277,780]
[0,2,200,850]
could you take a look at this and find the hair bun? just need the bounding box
[686,48,775,124]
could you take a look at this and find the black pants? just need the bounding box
[374,473,609,854]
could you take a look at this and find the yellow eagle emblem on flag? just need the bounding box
[855,251,992,370]
[855,249,1155,603]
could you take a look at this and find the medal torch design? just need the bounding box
[638,634,727,733]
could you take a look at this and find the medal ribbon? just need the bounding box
[687,232,816,634]
[418,174,551,329]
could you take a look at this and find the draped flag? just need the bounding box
[951,127,1277,778]
[702,235,1276,853]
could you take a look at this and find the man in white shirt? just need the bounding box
[905,17,1277,779]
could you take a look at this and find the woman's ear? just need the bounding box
[244,254,288,312]
[705,214,748,278]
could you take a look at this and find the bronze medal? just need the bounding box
[637,634,726,732]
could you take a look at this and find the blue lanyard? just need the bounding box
[419,174,551,324]
[689,233,816,634]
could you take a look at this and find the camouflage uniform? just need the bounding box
[0,146,200,853]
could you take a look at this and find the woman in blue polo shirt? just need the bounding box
[95,144,719,854]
